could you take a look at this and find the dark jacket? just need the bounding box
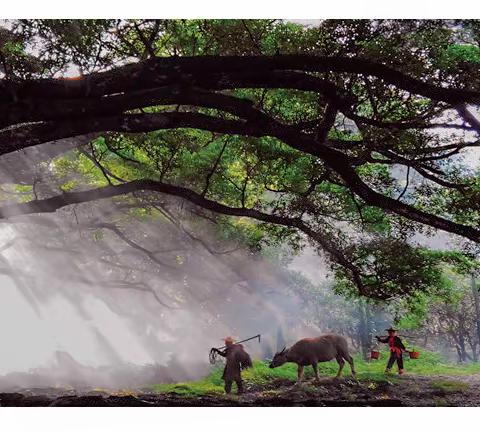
[217,344,252,381]
[377,335,406,351]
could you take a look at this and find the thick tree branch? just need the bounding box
[457,104,480,134]
[0,53,478,248]
[1,55,478,103]
[0,179,366,292]
[1,103,478,243]
[0,112,265,155]
[274,130,480,242]
[0,85,269,128]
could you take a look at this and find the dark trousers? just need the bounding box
[224,379,243,394]
[386,351,404,370]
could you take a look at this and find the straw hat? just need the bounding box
[223,336,235,345]
[385,327,397,333]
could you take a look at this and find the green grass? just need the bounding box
[151,350,480,397]
[152,371,225,396]
[359,350,480,377]
[431,380,469,393]
[433,397,449,406]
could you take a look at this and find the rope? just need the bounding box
[209,348,218,365]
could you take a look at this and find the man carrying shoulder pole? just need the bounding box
[210,336,253,394]
[376,327,407,375]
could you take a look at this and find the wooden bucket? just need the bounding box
[409,350,420,359]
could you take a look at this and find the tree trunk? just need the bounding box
[357,300,373,360]
[471,275,480,360]
[458,331,468,363]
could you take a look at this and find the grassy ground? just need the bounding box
[152,350,480,397]
[430,379,470,393]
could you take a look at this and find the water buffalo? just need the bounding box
[269,334,356,383]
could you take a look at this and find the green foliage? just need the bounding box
[394,292,432,330]
[13,184,32,194]
[426,250,480,275]
[333,238,450,300]
[59,180,78,192]
[440,44,480,67]
[0,184,34,203]
[216,216,266,251]
[92,229,104,242]
[3,19,479,302]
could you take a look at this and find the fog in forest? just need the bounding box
[0,141,328,391]
[0,136,470,392]
[0,219,325,390]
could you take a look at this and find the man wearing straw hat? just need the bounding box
[211,336,252,394]
[376,327,407,375]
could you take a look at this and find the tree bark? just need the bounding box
[357,300,373,360]
[471,275,480,360]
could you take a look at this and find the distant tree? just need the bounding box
[396,269,480,362]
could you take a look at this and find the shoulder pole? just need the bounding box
[209,334,261,364]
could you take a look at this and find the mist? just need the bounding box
[0,145,322,391]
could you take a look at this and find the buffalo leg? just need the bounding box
[296,365,304,384]
[312,363,320,382]
[224,380,233,394]
[335,356,345,378]
[345,355,356,377]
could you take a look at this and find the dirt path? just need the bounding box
[395,373,480,406]
[1,374,479,406]
[235,373,480,406]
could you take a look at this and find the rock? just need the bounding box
[106,395,154,407]
[0,393,25,406]
[22,395,52,406]
[51,395,107,407]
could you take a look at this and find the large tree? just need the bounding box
[1,19,480,299]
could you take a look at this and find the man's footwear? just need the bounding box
[398,369,405,375]
[384,369,392,374]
